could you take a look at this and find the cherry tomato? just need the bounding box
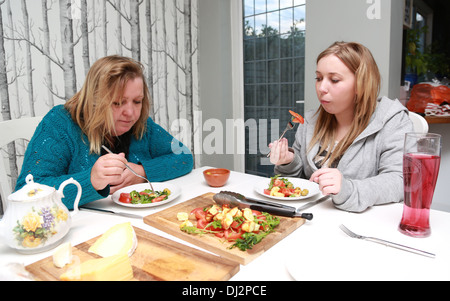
[230,220,242,231]
[225,230,243,241]
[251,210,262,216]
[214,232,225,238]
[280,187,294,197]
[119,193,131,203]
[152,195,166,202]
[191,207,207,221]
[205,224,223,232]
[273,179,285,187]
[263,189,271,195]
[255,213,266,221]
[196,218,207,229]
[289,110,304,124]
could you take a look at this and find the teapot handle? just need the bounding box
[57,178,82,216]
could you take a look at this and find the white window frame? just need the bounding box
[230,1,245,172]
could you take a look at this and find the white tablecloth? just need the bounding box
[1,167,449,281]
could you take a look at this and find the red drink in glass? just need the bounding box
[399,153,440,237]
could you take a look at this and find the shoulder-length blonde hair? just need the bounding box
[65,55,150,154]
[308,41,381,167]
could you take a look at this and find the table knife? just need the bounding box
[219,190,329,213]
[296,195,331,212]
[80,206,142,219]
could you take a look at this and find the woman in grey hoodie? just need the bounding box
[269,42,414,212]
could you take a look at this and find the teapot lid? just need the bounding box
[8,174,55,202]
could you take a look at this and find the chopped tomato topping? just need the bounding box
[289,110,304,124]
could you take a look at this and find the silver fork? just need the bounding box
[266,117,296,157]
[339,224,435,258]
[101,145,155,192]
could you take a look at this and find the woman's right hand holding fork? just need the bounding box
[268,138,294,165]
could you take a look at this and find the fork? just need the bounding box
[101,145,155,192]
[266,117,296,157]
[339,224,435,258]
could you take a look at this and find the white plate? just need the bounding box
[112,183,181,208]
[254,177,319,200]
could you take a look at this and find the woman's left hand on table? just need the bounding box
[310,168,342,196]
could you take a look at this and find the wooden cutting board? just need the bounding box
[144,192,306,265]
[26,226,239,281]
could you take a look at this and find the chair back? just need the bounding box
[0,116,43,211]
[408,111,429,133]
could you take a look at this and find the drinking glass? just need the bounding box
[399,133,441,237]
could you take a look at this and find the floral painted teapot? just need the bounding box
[1,174,81,254]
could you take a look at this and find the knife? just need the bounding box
[296,195,331,212]
[213,192,313,220]
[80,207,143,219]
[219,190,329,213]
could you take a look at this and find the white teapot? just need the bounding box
[1,174,81,254]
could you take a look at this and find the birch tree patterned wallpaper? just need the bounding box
[0,0,200,208]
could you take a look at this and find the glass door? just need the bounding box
[243,0,306,176]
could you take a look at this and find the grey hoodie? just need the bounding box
[275,97,414,212]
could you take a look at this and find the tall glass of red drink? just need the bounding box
[399,133,441,237]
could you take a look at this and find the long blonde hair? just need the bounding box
[308,41,381,167]
[65,55,150,154]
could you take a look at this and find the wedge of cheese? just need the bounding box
[53,242,72,268]
[60,253,133,281]
[88,222,137,257]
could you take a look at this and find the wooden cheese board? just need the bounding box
[144,192,306,265]
[26,226,240,281]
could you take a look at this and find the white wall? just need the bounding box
[304,0,404,109]
[428,124,450,212]
[198,0,236,170]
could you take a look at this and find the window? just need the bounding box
[243,0,306,176]
[413,10,428,55]
[402,0,433,86]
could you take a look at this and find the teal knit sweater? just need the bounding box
[15,105,193,209]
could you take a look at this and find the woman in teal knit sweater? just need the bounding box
[15,55,193,210]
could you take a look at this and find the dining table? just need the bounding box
[1,166,449,282]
